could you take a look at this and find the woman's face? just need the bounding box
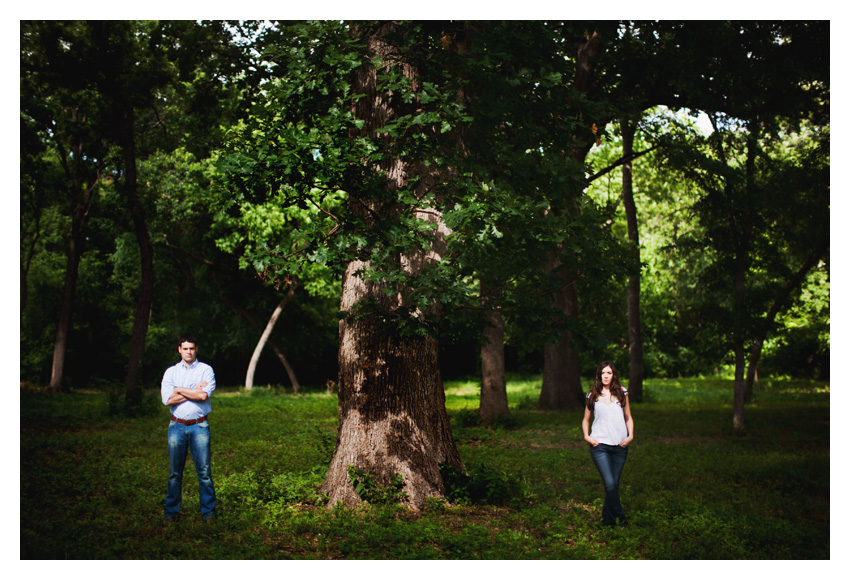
[600,366,613,387]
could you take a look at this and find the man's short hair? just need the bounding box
[178,335,198,348]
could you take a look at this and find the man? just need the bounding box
[161,335,218,524]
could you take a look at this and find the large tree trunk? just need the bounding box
[319,22,463,510]
[321,259,462,509]
[245,283,297,391]
[539,255,585,410]
[621,118,644,401]
[121,107,154,409]
[479,281,509,424]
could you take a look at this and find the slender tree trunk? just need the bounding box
[319,23,463,510]
[224,294,301,392]
[48,223,83,392]
[539,29,602,411]
[744,344,762,399]
[621,118,644,401]
[744,237,828,400]
[121,107,155,409]
[732,130,757,432]
[169,250,302,392]
[245,284,296,391]
[48,175,96,392]
[21,204,42,318]
[271,344,301,393]
[47,124,99,392]
[479,280,509,424]
[731,266,750,432]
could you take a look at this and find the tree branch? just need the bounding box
[585,143,661,184]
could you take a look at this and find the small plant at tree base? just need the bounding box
[312,425,336,463]
[440,462,530,506]
[347,466,408,505]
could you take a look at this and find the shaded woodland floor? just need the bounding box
[20,376,829,559]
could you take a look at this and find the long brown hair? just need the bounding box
[585,360,627,410]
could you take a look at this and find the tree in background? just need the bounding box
[21,22,111,392]
[657,22,828,431]
[20,20,262,399]
[20,20,829,445]
[584,21,829,417]
[666,116,828,431]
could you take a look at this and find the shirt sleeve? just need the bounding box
[200,365,216,398]
[161,367,175,406]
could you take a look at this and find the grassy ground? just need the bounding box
[20,375,829,559]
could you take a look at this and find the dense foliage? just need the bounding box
[20,20,829,393]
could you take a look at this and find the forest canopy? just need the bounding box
[20,19,828,396]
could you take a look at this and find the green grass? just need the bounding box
[20,375,829,559]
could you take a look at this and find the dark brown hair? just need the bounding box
[585,360,627,410]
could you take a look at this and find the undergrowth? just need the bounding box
[20,377,829,559]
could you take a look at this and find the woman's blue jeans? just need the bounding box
[589,443,628,526]
[165,420,217,520]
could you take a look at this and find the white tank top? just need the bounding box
[588,388,629,445]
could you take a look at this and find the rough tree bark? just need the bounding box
[621,118,644,402]
[319,23,463,510]
[245,283,297,391]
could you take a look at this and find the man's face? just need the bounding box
[178,342,198,365]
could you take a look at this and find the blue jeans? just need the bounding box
[165,419,217,520]
[589,443,628,526]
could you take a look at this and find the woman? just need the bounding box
[581,361,634,527]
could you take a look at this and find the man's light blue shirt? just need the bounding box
[161,359,216,420]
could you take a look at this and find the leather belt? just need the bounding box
[171,415,207,425]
